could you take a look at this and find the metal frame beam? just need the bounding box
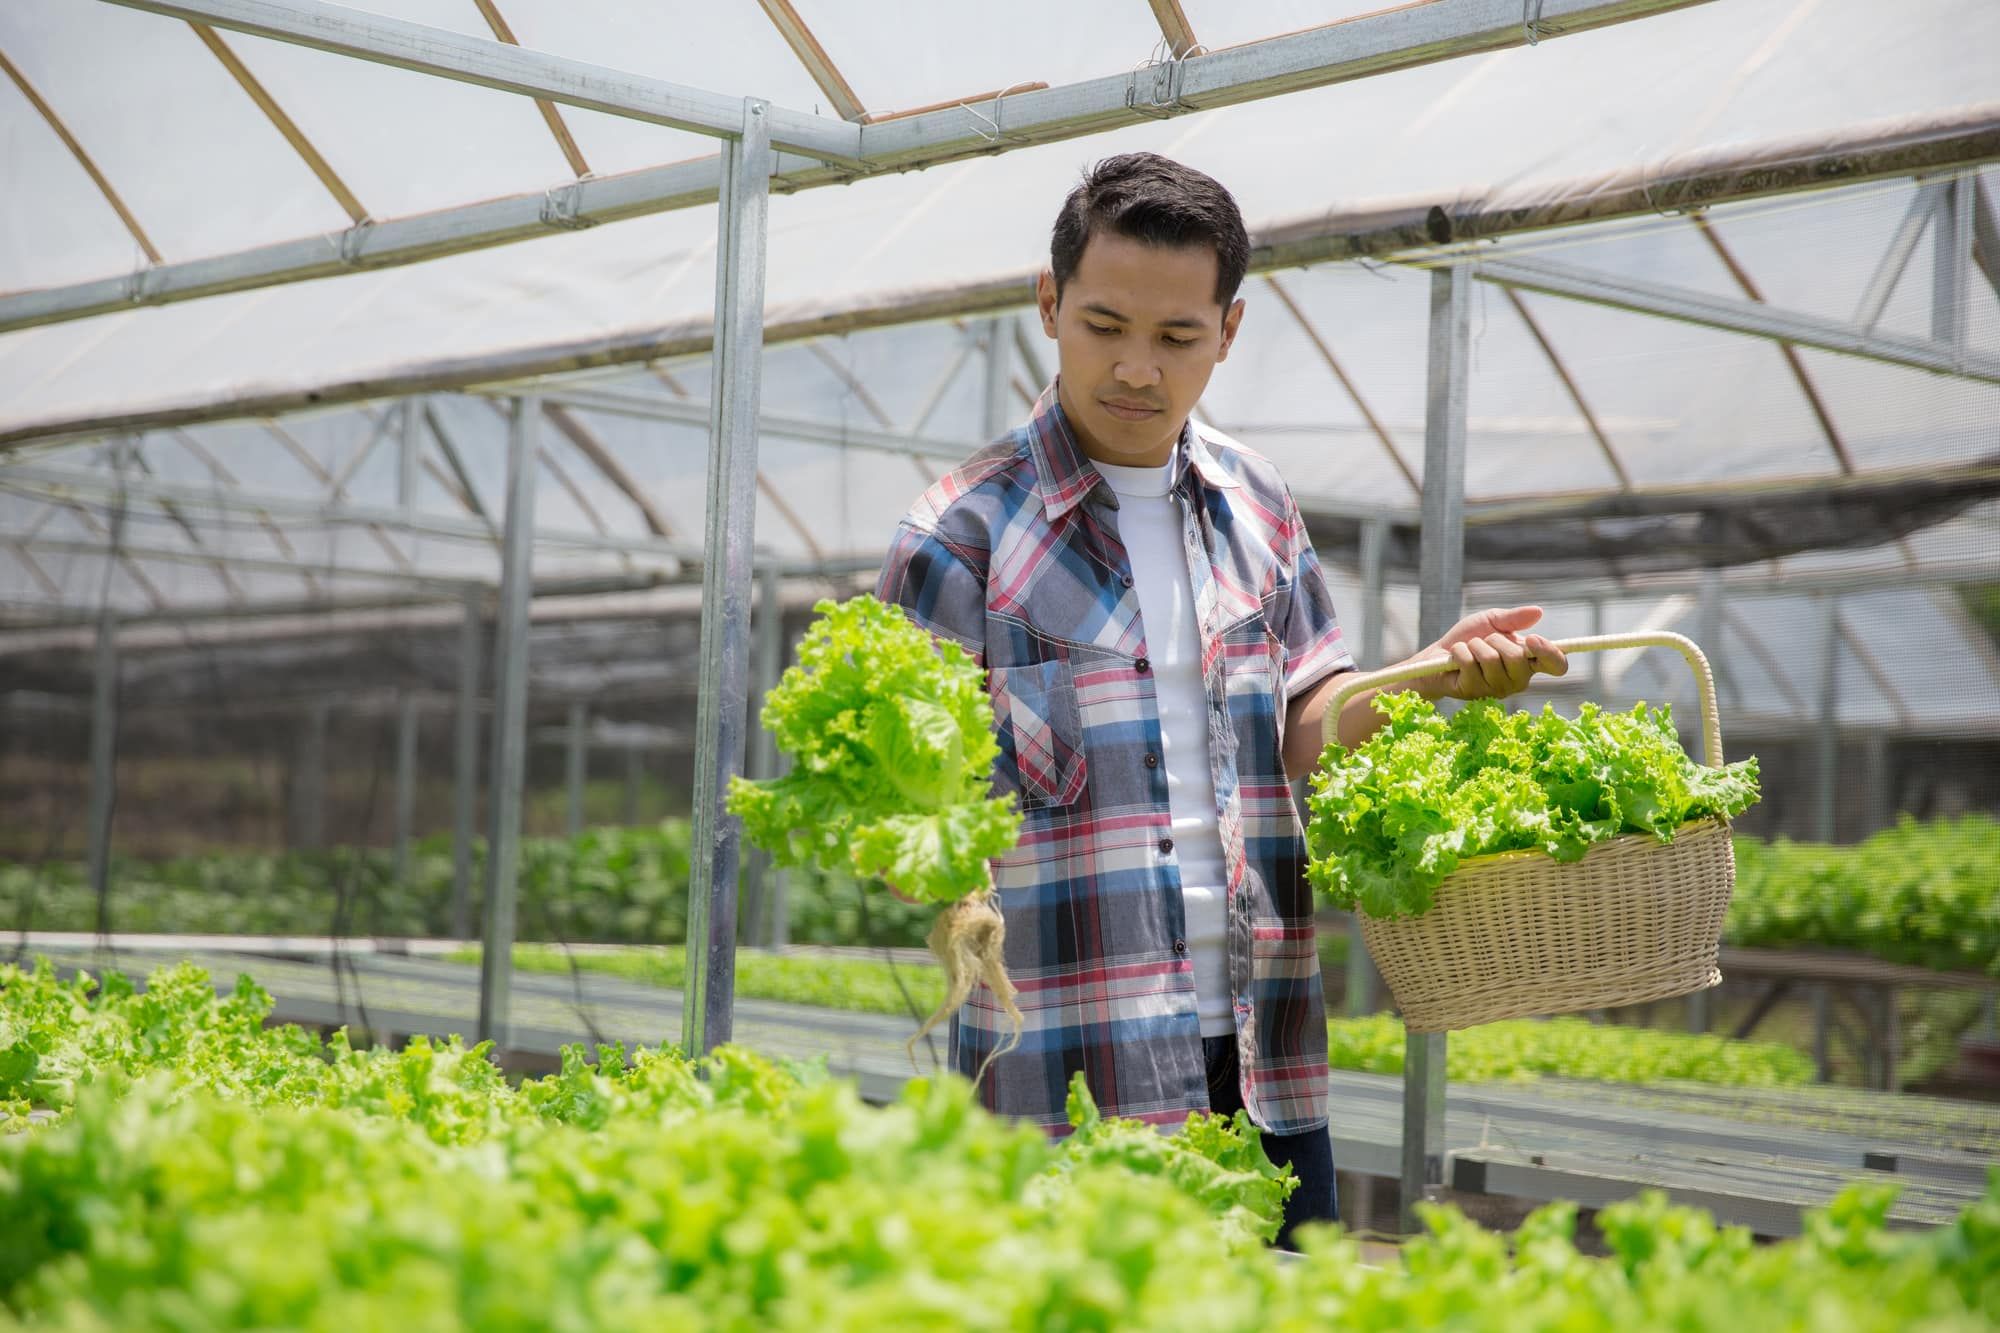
[105,0,861,163]
[1,460,701,564]
[742,561,785,949]
[421,406,495,531]
[564,699,587,836]
[1934,172,1975,349]
[1854,179,1945,330]
[12,110,1996,447]
[1346,517,1389,1018]
[85,594,119,935]
[980,317,1012,440]
[450,587,481,940]
[13,535,477,593]
[1469,553,2000,603]
[523,385,1423,528]
[126,445,246,602]
[292,699,328,850]
[476,397,538,1045]
[1475,253,2000,383]
[5,0,1728,338]
[1813,594,1841,841]
[1973,175,2000,303]
[684,98,773,1059]
[392,690,418,879]
[1403,261,1472,1233]
[532,385,968,462]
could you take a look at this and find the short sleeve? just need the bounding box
[1273,491,1356,701]
[875,521,987,667]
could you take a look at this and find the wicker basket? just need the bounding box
[1320,631,1734,1034]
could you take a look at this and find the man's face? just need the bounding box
[1036,231,1244,468]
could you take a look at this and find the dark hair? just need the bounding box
[1050,153,1250,308]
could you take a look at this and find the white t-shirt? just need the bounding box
[1093,457,1234,1038]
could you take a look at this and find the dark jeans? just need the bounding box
[1203,1035,1338,1250]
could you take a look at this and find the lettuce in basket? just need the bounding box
[1305,690,1759,920]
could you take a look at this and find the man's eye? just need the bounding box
[1163,336,1197,348]
[1087,323,1119,336]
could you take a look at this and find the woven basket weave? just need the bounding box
[1322,632,1734,1034]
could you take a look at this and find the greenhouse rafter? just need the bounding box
[0,0,1716,338]
[8,103,1992,448]
[0,460,698,566]
[106,0,866,162]
[1475,251,2000,383]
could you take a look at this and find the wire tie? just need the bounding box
[336,220,376,268]
[540,181,599,231]
[1524,0,1548,45]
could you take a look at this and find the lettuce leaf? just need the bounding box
[727,595,1020,904]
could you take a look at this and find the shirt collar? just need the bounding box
[1025,380,1239,523]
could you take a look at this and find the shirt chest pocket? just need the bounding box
[989,660,1088,810]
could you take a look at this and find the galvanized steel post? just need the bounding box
[742,561,785,948]
[981,316,1011,440]
[1403,262,1470,1233]
[477,396,538,1047]
[398,396,420,514]
[393,692,418,881]
[450,587,481,940]
[295,702,329,851]
[565,700,587,837]
[1934,174,1972,350]
[622,747,642,825]
[1588,596,1605,687]
[85,597,119,936]
[1814,594,1841,843]
[683,99,772,1058]
[1347,517,1389,1017]
[1686,569,1724,1034]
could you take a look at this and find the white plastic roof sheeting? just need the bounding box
[0,0,1995,437]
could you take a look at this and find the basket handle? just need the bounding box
[1320,631,1724,768]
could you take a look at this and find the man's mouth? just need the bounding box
[1100,399,1162,422]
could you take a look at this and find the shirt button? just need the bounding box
[1158,837,1175,855]
[1143,752,1159,769]
[1135,657,1150,674]
[1173,939,1188,955]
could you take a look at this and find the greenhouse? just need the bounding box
[1,0,1997,1327]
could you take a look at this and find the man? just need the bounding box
[875,153,1565,1246]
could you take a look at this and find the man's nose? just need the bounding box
[1113,359,1161,388]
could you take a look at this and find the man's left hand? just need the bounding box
[1416,605,1569,701]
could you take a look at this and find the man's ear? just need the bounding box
[1036,270,1060,338]
[1216,296,1246,363]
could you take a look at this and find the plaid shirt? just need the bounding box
[876,385,1355,1137]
